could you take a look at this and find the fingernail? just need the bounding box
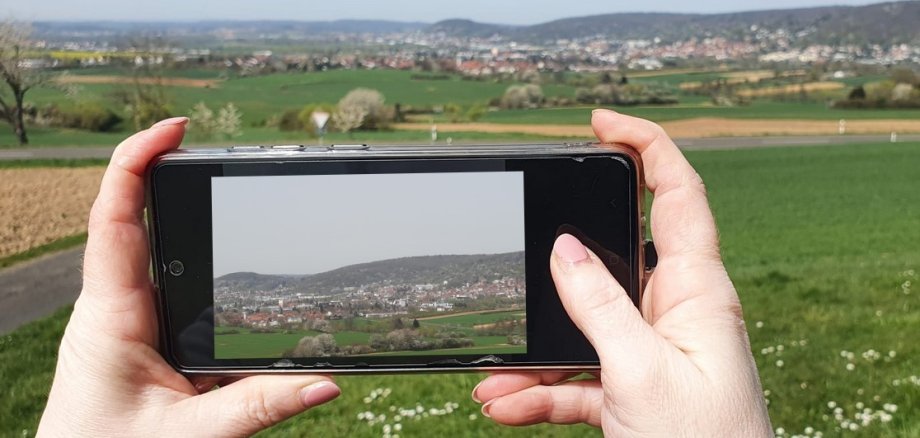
[151,116,189,128]
[300,381,341,408]
[481,399,494,418]
[554,233,589,263]
[471,381,484,403]
[592,108,617,116]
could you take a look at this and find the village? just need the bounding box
[214,275,524,331]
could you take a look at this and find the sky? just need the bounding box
[4,0,881,24]
[211,172,525,277]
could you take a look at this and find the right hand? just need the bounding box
[472,109,772,436]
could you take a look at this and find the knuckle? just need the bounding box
[242,391,283,429]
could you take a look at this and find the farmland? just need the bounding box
[215,309,526,359]
[6,67,920,148]
[2,140,919,436]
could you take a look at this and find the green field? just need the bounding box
[215,329,372,359]
[2,141,920,436]
[215,309,526,359]
[480,101,920,124]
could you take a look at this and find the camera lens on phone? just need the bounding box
[168,260,185,277]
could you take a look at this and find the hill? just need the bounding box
[215,251,524,294]
[429,2,920,45]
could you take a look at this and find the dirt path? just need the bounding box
[0,167,104,258]
[395,118,920,139]
[57,75,221,88]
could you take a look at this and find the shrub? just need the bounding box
[44,102,122,132]
[500,84,544,109]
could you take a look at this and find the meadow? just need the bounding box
[215,310,526,359]
[1,141,919,436]
[8,68,920,148]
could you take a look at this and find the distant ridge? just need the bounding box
[429,2,920,45]
[31,1,920,46]
[215,251,524,295]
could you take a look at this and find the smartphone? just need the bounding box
[146,143,649,374]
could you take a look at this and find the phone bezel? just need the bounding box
[146,144,645,374]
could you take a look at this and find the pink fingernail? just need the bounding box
[471,381,484,403]
[554,234,588,263]
[151,116,189,128]
[300,381,341,408]
[481,399,494,418]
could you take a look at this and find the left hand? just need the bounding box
[38,117,340,437]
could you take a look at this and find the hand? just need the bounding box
[38,118,340,437]
[471,110,772,436]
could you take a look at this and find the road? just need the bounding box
[2,134,919,161]
[0,246,83,334]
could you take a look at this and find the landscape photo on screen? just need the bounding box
[211,171,526,359]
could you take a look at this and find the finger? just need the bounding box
[592,109,720,263]
[473,372,580,403]
[482,380,603,427]
[592,109,738,325]
[177,375,339,437]
[551,234,663,374]
[83,117,188,295]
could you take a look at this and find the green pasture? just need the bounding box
[0,124,559,148]
[368,344,527,357]
[215,328,372,359]
[29,69,577,125]
[480,101,920,124]
[421,310,525,327]
[2,141,920,436]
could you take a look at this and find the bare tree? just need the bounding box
[111,37,172,131]
[0,21,51,145]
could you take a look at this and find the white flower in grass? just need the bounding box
[394,424,402,432]
[888,350,896,358]
[804,426,814,434]
[394,415,401,422]
[382,424,391,434]
[855,402,864,409]
[469,413,478,420]
[755,321,764,328]
[363,397,372,404]
[827,401,836,409]
[775,427,785,436]
[883,403,897,413]
[764,389,771,397]
[775,360,784,368]
[846,363,855,371]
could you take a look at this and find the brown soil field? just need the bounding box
[679,70,807,90]
[736,81,845,97]
[57,75,221,88]
[394,118,920,139]
[0,167,104,258]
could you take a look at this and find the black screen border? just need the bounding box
[148,153,640,372]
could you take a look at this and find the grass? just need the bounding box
[216,310,525,359]
[215,329,373,359]
[0,124,558,148]
[27,69,578,126]
[2,141,920,436]
[0,233,87,269]
[479,101,920,125]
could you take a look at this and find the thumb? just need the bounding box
[177,375,339,437]
[550,234,660,371]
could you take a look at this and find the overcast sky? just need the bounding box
[6,0,880,24]
[211,172,525,277]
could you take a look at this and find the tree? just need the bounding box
[500,84,544,109]
[0,21,52,145]
[848,86,867,100]
[332,88,391,133]
[189,102,216,140]
[216,102,243,139]
[412,318,420,329]
[111,38,172,131]
[189,102,242,140]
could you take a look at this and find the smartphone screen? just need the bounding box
[210,172,527,360]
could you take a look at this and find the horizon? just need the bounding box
[214,249,525,279]
[6,0,885,25]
